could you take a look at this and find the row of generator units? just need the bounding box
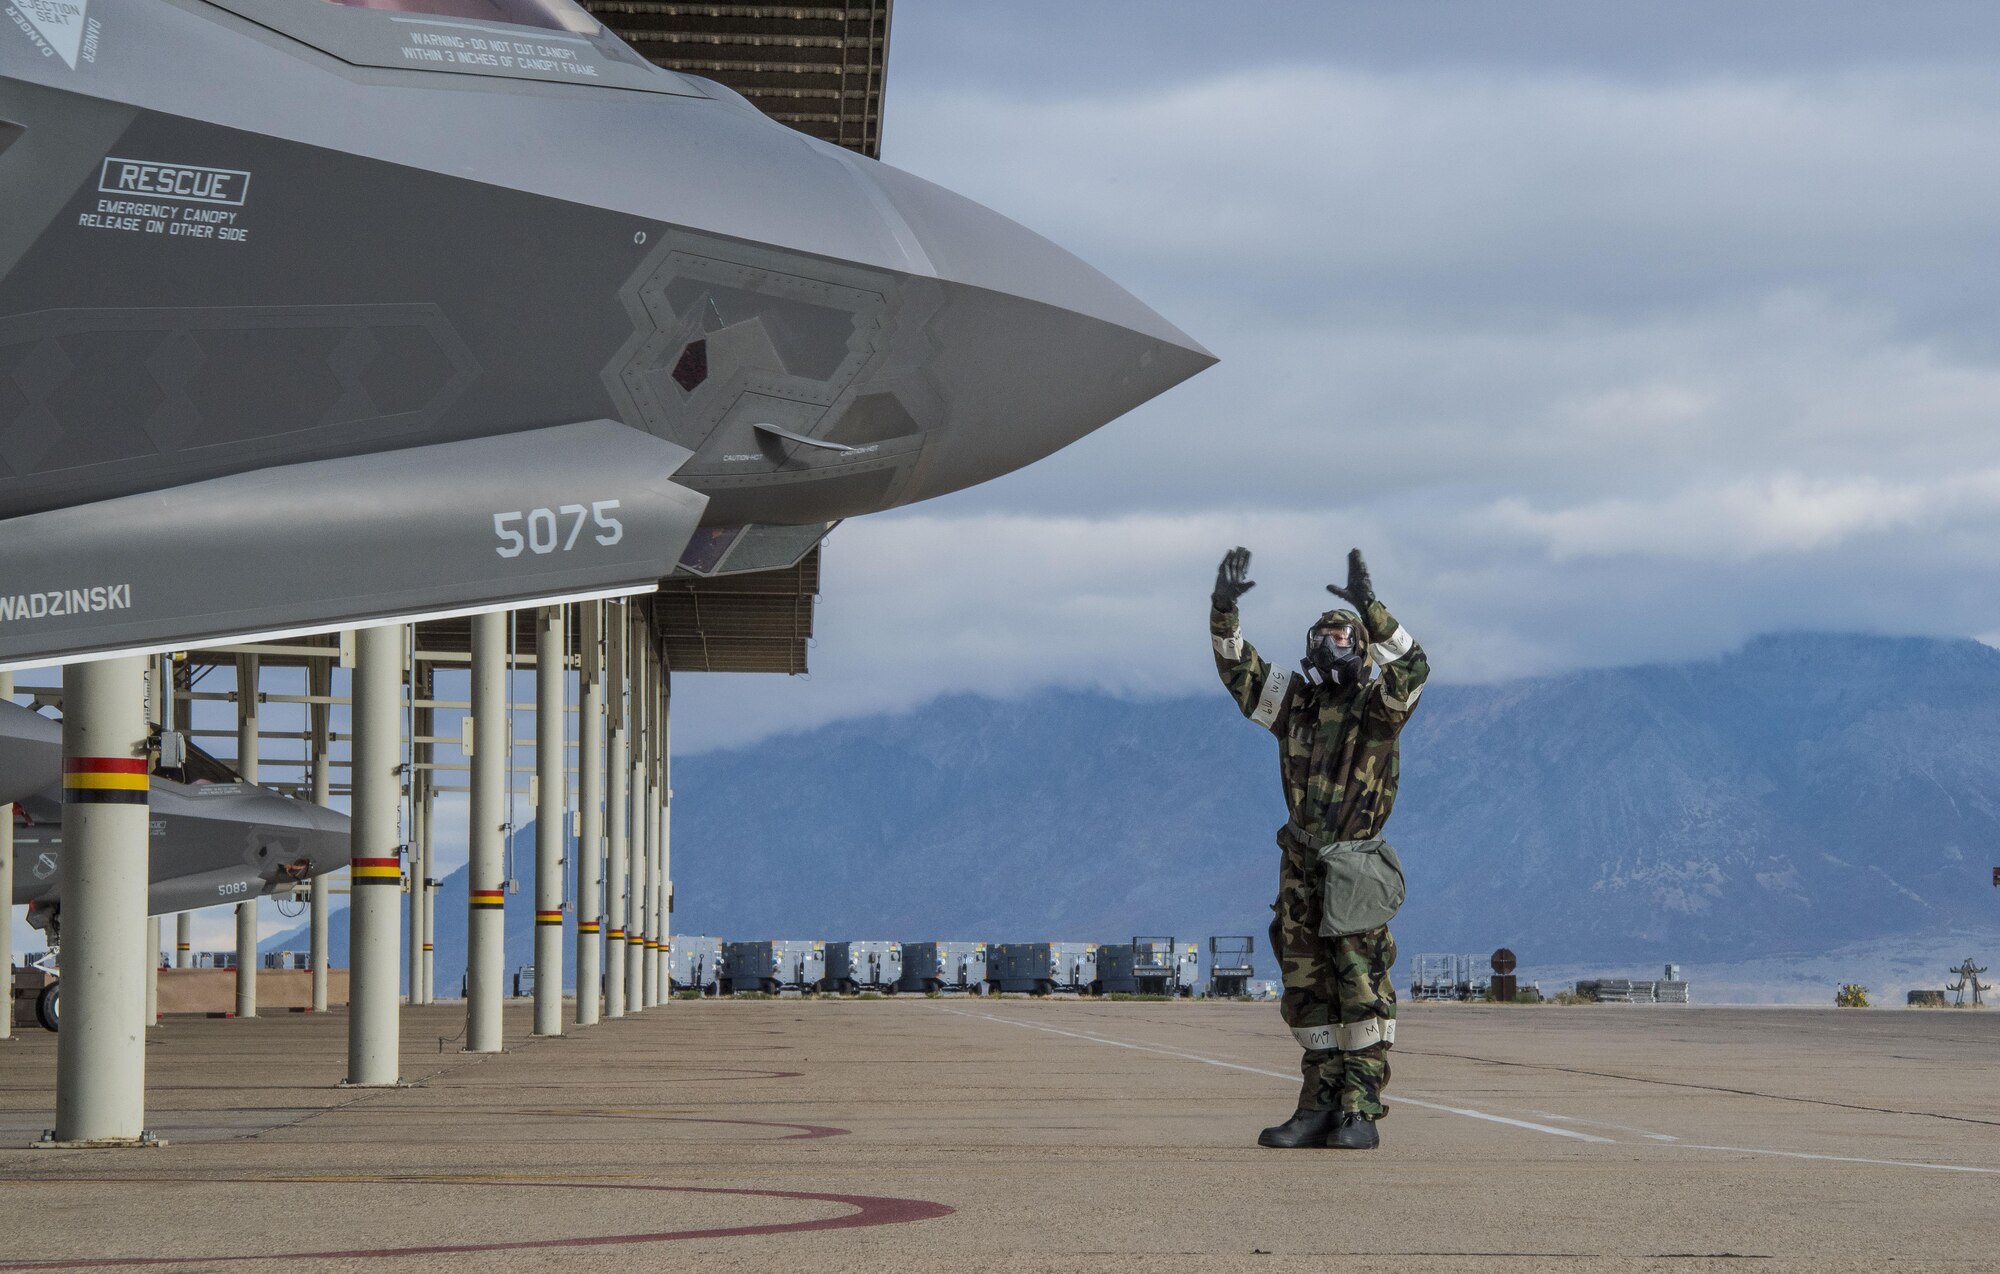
[991,939,1203,996]
[1408,953,1493,1001]
[141,950,308,971]
[665,939,990,996]
[1574,978,1693,1004]
[668,937,1222,996]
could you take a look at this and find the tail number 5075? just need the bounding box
[494,502,624,558]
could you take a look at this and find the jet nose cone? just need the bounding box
[0,700,60,807]
[853,160,1216,504]
[299,800,352,874]
[865,159,1212,358]
[241,784,351,875]
[605,119,1215,526]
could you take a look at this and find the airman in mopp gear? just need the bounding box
[1211,547,1429,1150]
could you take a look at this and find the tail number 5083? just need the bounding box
[494,501,624,558]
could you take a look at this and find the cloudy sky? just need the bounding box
[23,3,2000,954]
[667,0,2000,752]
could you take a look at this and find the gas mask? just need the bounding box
[1303,615,1368,687]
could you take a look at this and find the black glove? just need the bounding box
[1212,546,1255,611]
[1325,548,1375,611]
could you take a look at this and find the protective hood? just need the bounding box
[1304,607,1372,687]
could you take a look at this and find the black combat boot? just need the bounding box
[1329,1111,1379,1149]
[1257,1108,1339,1148]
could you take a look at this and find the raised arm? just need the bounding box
[1363,597,1429,723]
[1210,547,1295,734]
[1327,548,1429,726]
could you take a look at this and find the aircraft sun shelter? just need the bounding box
[5,0,889,1146]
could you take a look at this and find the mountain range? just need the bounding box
[271,632,2000,998]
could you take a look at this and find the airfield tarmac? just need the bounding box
[0,999,1993,1272]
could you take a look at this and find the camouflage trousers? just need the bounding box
[1269,829,1398,1117]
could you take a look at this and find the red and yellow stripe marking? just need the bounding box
[626,933,644,945]
[606,928,625,940]
[535,909,563,927]
[422,943,434,952]
[578,921,601,934]
[352,856,403,884]
[471,889,505,911]
[63,757,148,805]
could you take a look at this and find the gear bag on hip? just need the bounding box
[1306,835,1406,937]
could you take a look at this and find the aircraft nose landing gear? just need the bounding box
[25,905,62,1031]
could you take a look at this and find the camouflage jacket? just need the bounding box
[1210,599,1430,843]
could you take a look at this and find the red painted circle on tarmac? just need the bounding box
[0,1178,953,1268]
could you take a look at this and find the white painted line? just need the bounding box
[945,1008,2000,1180]
[1670,1143,2000,1176]
[1531,1110,1680,1142]
[944,1008,1614,1145]
[1395,1093,1616,1144]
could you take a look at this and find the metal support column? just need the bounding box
[406,639,422,1007]
[603,602,628,1019]
[346,624,404,1086]
[410,661,433,1006]
[233,654,259,1017]
[143,660,160,1028]
[668,660,684,1000]
[232,895,256,1015]
[576,602,604,1027]
[144,656,159,1024]
[647,650,665,1005]
[53,655,151,1144]
[159,656,190,972]
[466,611,507,1052]
[419,781,435,1004]
[407,766,426,1006]
[628,612,652,1008]
[637,633,657,1009]
[632,642,648,1009]
[0,671,11,1040]
[308,658,332,1013]
[160,659,190,976]
[649,652,664,1003]
[626,607,646,1010]
[533,606,565,1036]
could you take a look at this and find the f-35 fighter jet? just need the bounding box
[2,700,350,939]
[0,0,1213,668]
